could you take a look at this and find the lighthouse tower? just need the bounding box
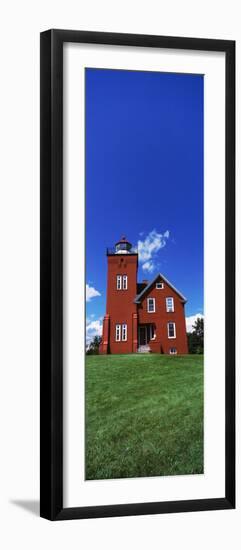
[100,237,138,354]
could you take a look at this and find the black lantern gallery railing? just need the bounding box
[106,247,138,255]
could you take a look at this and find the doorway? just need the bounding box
[139,326,147,346]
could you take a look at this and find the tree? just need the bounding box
[86,335,102,355]
[187,317,204,354]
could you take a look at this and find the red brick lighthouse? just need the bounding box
[100,237,188,355]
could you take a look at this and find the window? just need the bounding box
[167,322,176,339]
[123,275,128,290]
[116,323,128,341]
[166,297,174,312]
[116,275,122,290]
[116,275,128,290]
[169,348,177,355]
[122,324,127,341]
[147,297,155,313]
[156,282,164,289]
[115,324,121,341]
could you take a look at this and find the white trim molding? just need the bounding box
[123,275,128,290]
[167,321,176,339]
[122,323,127,341]
[116,275,122,290]
[115,324,121,341]
[166,297,174,312]
[147,297,155,313]
[156,282,164,289]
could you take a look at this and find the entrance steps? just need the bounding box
[137,345,151,353]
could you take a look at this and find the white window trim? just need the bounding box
[156,282,164,289]
[115,324,121,341]
[147,297,156,313]
[166,297,174,312]
[150,324,156,340]
[167,322,176,339]
[116,275,122,290]
[123,275,128,290]
[122,323,127,341]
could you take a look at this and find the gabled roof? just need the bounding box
[137,282,147,294]
[134,273,187,304]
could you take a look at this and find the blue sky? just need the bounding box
[85,68,204,340]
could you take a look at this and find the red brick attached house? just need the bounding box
[99,237,188,355]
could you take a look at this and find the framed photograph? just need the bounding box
[40,29,235,520]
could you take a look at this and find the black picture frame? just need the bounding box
[40,29,235,521]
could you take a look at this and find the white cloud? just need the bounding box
[86,317,103,345]
[186,313,204,333]
[86,283,101,302]
[142,260,155,273]
[136,229,170,272]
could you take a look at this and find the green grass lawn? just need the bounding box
[85,354,203,480]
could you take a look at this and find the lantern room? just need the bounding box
[115,236,132,254]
